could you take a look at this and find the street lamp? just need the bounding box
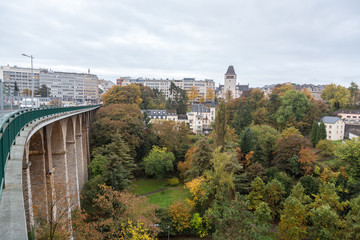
[21,53,34,106]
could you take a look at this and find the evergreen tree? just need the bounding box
[36,84,50,97]
[215,100,227,148]
[13,81,19,96]
[252,142,267,166]
[232,99,253,135]
[102,134,136,190]
[239,127,255,156]
[317,122,327,141]
[187,138,213,179]
[232,104,244,135]
[310,121,319,146]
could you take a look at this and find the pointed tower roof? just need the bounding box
[225,65,236,75]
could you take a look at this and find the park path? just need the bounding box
[139,187,183,196]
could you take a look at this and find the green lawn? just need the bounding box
[318,158,338,169]
[147,188,187,208]
[130,178,187,208]
[130,178,170,195]
[332,140,343,144]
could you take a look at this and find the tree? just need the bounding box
[299,175,319,197]
[225,90,233,102]
[214,100,227,148]
[168,201,192,233]
[321,83,350,110]
[138,84,155,110]
[184,177,206,208]
[167,82,188,114]
[152,120,190,162]
[248,177,266,211]
[309,204,341,240]
[102,84,142,105]
[298,147,317,175]
[345,196,360,239]
[21,88,32,96]
[206,88,215,101]
[310,121,319,146]
[273,129,311,173]
[274,90,310,128]
[272,84,295,96]
[90,104,145,158]
[203,148,235,202]
[87,185,160,238]
[265,179,285,220]
[190,213,210,238]
[349,81,359,107]
[239,127,255,156]
[316,139,335,158]
[101,134,137,191]
[207,193,268,240]
[13,81,19,95]
[187,138,213,179]
[251,125,280,167]
[188,86,199,103]
[199,95,205,104]
[317,122,327,141]
[142,146,175,178]
[334,138,360,179]
[232,98,253,135]
[35,84,51,97]
[277,196,308,240]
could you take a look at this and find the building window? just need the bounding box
[329,131,331,134]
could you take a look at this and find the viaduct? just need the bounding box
[0,105,100,239]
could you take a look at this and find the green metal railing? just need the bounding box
[0,105,100,198]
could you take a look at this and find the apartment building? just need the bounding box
[0,65,40,94]
[0,66,99,103]
[320,116,345,141]
[117,77,215,101]
[186,104,216,134]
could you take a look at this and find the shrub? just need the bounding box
[168,177,180,186]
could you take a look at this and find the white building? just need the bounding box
[40,69,99,103]
[216,65,249,101]
[117,77,215,101]
[186,104,216,134]
[0,65,40,94]
[142,103,216,135]
[320,116,345,141]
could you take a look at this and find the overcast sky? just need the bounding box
[1,0,360,87]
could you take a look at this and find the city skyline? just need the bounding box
[1,0,360,88]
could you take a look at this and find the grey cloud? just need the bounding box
[1,0,360,87]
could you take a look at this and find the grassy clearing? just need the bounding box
[147,188,187,208]
[130,178,169,195]
[130,178,187,208]
[332,140,343,144]
[318,158,338,169]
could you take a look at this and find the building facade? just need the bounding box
[186,104,216,134]
[320,116,345,141]
[216,65,249,101]
[117,77,215,101]
[40,69,99,103]
[0,65,40,94]
[142,103,216,135]
[336,109,360,122]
